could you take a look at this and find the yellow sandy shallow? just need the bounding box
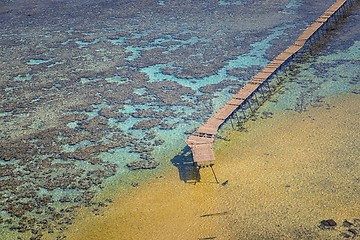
[64,93,359,240]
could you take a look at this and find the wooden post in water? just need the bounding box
[229,115,234,129]
[246,100,253,114]
[240,106,246,119]
[210,165,219,184]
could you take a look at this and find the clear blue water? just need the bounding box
[0,0,359,239]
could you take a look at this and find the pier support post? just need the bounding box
[195,167,201,184]
[240,106,247,120]
[234,111,240,122]
[265,81,272,94]
[210,165,219,184]
[230,115,235,129]
[246,100,254,114]
[259,87,266,100]
[253,92,260,106]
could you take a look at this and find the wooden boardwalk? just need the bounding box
[186,0,355,168]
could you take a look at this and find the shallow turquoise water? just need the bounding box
[0,0,358,239]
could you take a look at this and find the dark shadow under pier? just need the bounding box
[171,146,200,183]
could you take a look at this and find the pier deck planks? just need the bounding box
[185,0,353,167]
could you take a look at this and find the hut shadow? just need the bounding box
[171,146,200,183]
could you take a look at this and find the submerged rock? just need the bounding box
[126,160,159,170]
[320,219,337,229]
[339,232,352,238]
[343,220,353,228]
[348,228,358,236]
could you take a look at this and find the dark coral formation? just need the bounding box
[1,0,350,239]
[126,160,160,170]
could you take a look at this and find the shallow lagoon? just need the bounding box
[0,0,359,239]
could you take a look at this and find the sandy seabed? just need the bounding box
[64,93,359,240]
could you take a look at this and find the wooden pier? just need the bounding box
[186,0,356,169]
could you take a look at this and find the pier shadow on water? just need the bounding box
[171,146,200,183]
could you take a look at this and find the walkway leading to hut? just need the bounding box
[186,0,356,172]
